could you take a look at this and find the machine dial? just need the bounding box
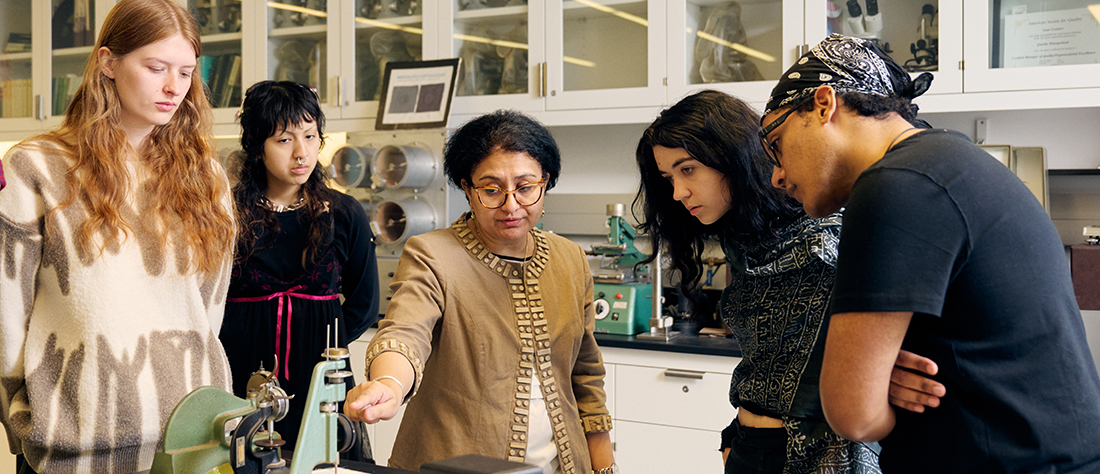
[594,298,611,320]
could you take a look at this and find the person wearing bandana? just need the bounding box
[764,34,1100,472]
[634,90,882,474]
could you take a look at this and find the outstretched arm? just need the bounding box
[344,351,414,423]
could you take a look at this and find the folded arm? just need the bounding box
[820,311,912,442]
[889,350,945,413]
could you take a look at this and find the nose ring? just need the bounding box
[296,157,304,165]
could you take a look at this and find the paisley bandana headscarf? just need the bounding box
[764,34,933,117]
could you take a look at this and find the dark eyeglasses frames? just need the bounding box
[473,180,547,209]
[759,95,814,168]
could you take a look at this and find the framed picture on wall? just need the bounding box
[376,58,460,130]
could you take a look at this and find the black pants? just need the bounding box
[724,419,787,474]
[15,454,37,474]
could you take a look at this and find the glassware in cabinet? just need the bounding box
[804,0,961,94]
[268,0,331,101]
[352,0,425,104]
[668,0,797,107]
[449,0,544,115]
[453,4,528,97]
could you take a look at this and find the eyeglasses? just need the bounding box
[473,180,547,209]
[759,95,814,168]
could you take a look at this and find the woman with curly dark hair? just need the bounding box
[634,90,880,474]
[221,80,379,456]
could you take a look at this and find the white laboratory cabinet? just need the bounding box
[352,330,741,473]
[4,0,1100,139]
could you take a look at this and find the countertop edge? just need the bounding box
[593,333,741,358]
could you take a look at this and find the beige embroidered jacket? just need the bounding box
[365,216,611,473]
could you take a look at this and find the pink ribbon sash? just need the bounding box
[227,285,339,380]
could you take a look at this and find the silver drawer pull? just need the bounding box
[663,369,705,380]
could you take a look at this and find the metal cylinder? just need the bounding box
[330,145,377,188]
[371,199,436,244]
[373,144,436,189]
[607,203,625,217]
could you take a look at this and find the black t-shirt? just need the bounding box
[830,129,1100,473]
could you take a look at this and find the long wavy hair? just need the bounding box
[231,81,336,268]
[634,90,801,304]
[39,0,233,275]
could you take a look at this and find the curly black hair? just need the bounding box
[634,90,802,305]
[231,80,337,267]
[443,110,561,191]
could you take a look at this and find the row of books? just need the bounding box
[4,33,31,54]
[200,53,242,109]
[0,79,33,118]
[0,58,238,119]
[52,74,83,116]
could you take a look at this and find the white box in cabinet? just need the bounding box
[615,364,736,432]
[614,420,724,474]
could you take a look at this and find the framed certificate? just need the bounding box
[375,59,460,130]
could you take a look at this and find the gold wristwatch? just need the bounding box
[592,463,618,474]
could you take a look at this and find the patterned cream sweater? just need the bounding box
[0,141,234,473]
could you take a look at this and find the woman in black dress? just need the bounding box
[221,80,379,455]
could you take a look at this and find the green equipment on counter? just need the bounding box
[590,204,647,269]
[590,204,653,335]
[151,326,356,474]
[592,282,652,335]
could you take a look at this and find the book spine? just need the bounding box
[220,54,241,108]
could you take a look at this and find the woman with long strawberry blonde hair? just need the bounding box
[0,0,235,472]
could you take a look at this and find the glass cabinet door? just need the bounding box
[965,0,1100,92]
[335,0,427,117]
[668,0,802,108]
[1,1,34,120]
[267,0,332,104]
[545,0,666,110]
[50,0,96,118]
[448,0,544,113]
[804,0,962,94]
[190,0,245,116]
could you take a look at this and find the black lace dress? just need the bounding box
[220,192,379,452]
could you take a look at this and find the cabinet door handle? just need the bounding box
[332,76,344,108]
[663,369,704,380]
[539,62,547,98]
[36,94,46,121]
